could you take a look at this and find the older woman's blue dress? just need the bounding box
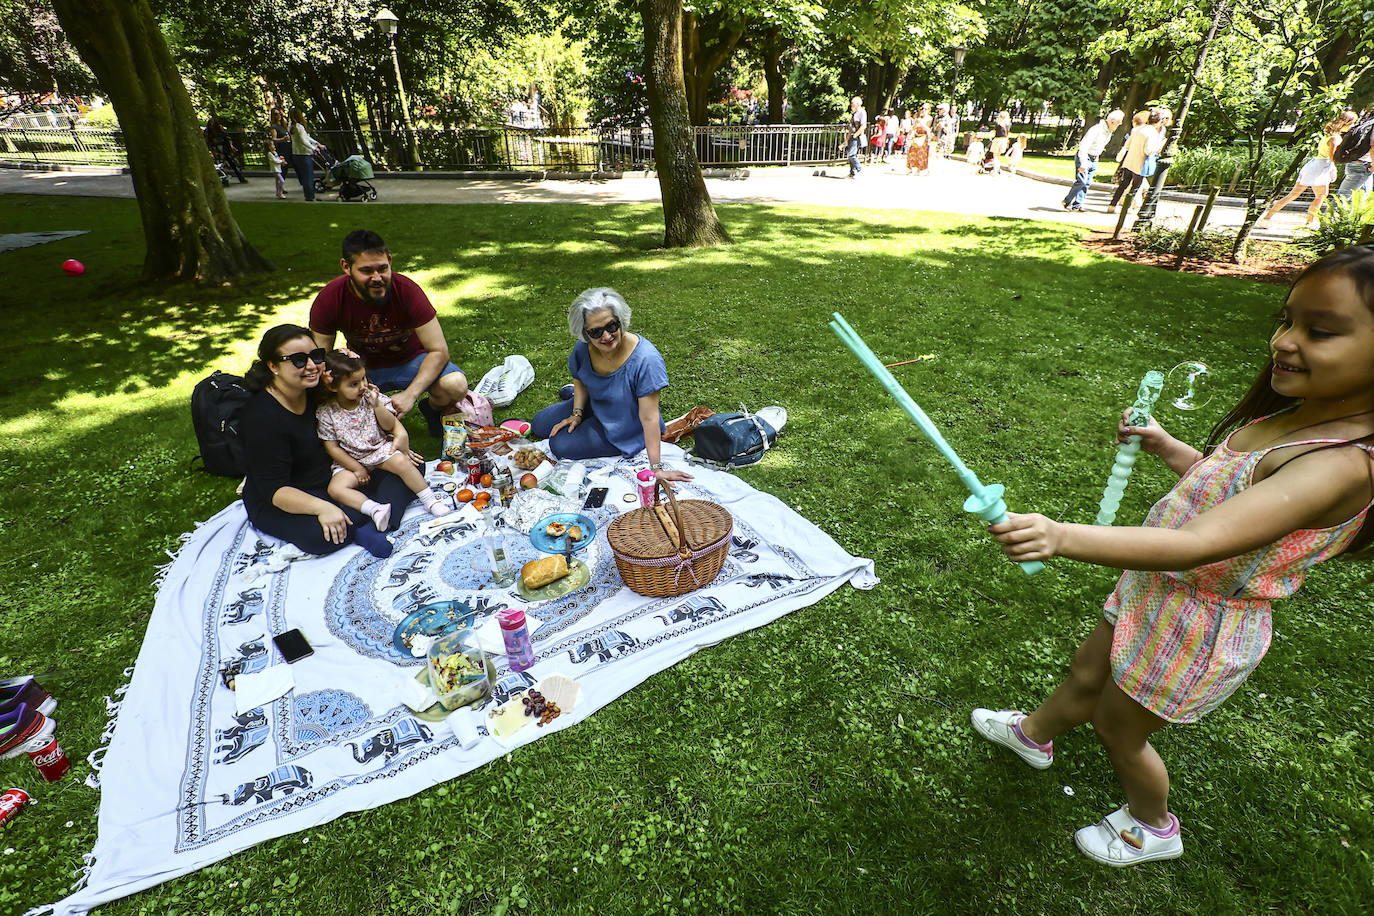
[531,337,669,459]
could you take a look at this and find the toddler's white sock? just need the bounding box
[418,489,452,518]
[362,498,392,532]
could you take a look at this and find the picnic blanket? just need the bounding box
[39,452,875,915]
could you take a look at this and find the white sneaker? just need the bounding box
[1074,805,1183,867]
[970,708,1053,769]
[755,405,787,433]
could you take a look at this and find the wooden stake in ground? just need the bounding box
[641,0,731,248]
[50,0,272,285]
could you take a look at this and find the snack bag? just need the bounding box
[441,415,468,460]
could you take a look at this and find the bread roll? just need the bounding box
[522,554,569,590]
[567,525,583,543]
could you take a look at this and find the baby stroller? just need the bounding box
[313,150,378,201]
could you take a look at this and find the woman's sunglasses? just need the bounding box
[276,348,327,369]
[584,319,621,340]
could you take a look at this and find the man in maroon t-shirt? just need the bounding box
[310,229,467,437]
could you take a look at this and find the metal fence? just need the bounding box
[0,124,853,173]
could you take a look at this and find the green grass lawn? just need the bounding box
[2,194,1370,915]
[1019,152,1119,183]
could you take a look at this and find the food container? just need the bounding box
[493,472,517,506]
[427,628,491,711]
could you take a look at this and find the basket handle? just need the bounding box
[653,478,693,559]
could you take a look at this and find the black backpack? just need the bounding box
[191,371,252,476]
[1333,115,1374,164]
[691,412,778,469]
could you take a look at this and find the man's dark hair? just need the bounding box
[342,229,389,264]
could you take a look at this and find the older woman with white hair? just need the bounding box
[530,288,693,482]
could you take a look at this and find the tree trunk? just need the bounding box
[642,0,731,248]
[680,11,743,125]
[759,27,786,124]
[50,0,271,285]
[1322,32,1353,86]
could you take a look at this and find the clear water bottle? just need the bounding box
[481,512,515,585]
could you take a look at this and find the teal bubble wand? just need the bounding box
[829,313,1043,576]
[1094,363,1209,526]
[1095,371,1164,526]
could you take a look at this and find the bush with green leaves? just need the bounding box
[1166,144,1291,194]
[1290,190,1374,257]
[786,54,847,124]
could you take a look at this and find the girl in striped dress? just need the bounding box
[972,245,1374,867]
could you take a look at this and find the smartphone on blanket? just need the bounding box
[273,629,314,663]
[583,487,608,509]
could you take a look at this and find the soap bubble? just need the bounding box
[1167,361,1211,410]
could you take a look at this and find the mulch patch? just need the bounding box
[1080,229,1303,286]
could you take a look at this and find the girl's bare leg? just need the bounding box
[379,452,428,495]
[1091,680,1172,828]
[327,471,368,512]
[1306,185,1329,224]
[1262,183,1306,220]
[1019,619,1114,745]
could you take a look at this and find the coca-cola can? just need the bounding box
[0,787,29,827]
[466,457,482,486]
[24,734,71,782]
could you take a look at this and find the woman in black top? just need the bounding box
[239,324,413,557]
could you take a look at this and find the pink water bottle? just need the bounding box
[636,468,657,507]
[497,608,535,672]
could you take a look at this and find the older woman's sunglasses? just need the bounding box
[276,348,327,369]
[584,318,621,340]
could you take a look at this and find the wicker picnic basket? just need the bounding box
[607,479,732,597]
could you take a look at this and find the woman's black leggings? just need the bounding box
[1110,167,1144,206]
[247,471,415,555]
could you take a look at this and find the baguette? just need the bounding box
[522,554,570,590]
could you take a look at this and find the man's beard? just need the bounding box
[351,275,391,306]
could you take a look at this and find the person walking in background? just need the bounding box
[1063,110,1124,212]
[1260,111,1358,227]
[1108,109,1166,214]
[268,107,293,182]
[1334,106,1374,200]
[965,132,985,175]
[882,109,899,161]
[289,108,322,202]
[266,140,286,199]
[1006,135,1027,175]
[906,103,933,176]
[935,104,957,157]
[846,96,867,178]
[989,110,1012,173]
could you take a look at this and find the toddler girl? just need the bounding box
[975,246,1374,867]
[1006,135,1026,176]
[965,133,985,175]
[317,349,451,531]
[266,140,285,199]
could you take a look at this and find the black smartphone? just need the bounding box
[583,487,608,509]
[273,629,314,663]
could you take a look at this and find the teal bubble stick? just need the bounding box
[1094,371,1164,526]
[829,313,1044,576]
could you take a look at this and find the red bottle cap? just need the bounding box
[497,608,526,630]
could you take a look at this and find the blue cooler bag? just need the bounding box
[690,411,778,469]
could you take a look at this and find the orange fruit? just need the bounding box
[456,489,474,503]
[479,473,493,488]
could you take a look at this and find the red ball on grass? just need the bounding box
[62,259,85,276]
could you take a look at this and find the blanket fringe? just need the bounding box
[152,530,196,589]
[83,665,135,789]
[21,905,58,916]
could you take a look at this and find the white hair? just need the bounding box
[568,287,632,339]
[1106,109,1125,123]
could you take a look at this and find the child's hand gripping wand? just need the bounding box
[828,313,1044,575]
[1094,371,1164,526]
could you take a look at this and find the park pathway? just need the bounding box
[0,160,1307,241]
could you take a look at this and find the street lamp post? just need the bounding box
[374,7,419,167]
[950,46,967,155]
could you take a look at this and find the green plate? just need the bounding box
[515,557,590,602]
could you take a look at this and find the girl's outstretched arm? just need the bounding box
[992,445,1374,570]
[1118,410,1201,477]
